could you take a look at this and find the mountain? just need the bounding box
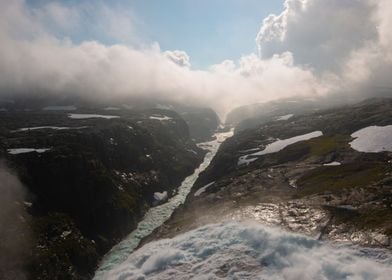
[0,95,220,143]
[225,95,347,132]
[0,104,216,279]
[144,98,392,249]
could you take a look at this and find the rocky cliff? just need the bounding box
[0,107,209,279]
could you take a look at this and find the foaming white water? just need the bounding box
[94,130,233,279]
[100,222,392,280]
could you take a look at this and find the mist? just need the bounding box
[0,0,392,116]
[0,162,29,280]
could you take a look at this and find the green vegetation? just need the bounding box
[306,135,351,156]
[297,161,388,197]
[328,207,392,235]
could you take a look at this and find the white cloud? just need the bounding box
[34,2,80,32]
[164,50,191,68]
[256,0,377,73]
[0,0,391,117]
[256,0,392,100]
[0,0,323,117]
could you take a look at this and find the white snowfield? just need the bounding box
[323,161,341,166]
[7,148,51,154]
[14,126,87,132]
[350,125,392,153]
[194,181,215,197]
[238,131,323,166]
[149,115,173,121]
[103,222,392,280]
[277,114,294,121]
[68,114,120,119]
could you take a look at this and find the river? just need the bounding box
[94,130,234,279]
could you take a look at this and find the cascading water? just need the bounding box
[94,130,233,279]
[99,222,392,280]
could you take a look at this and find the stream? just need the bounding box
[94,130,233,279]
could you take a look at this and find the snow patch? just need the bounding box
[153,191,168,202]
[238,131,323,166]
[23,201,32,207]
[68,114,119,119]
[238,156,258,166]
[323,161,341,166]
[102,222,392,280]
[350,125,392,153]
[277,114,294,121]
[13,126,87,132]
[194,181,215,197]
[61,230,72,239]
[149,115,173,121]
[7,148,51,154]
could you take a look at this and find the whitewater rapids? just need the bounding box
[98,222,392,280]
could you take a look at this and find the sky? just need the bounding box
[122,0,283,68]
[26,0,283,69]
[1,0,392,116]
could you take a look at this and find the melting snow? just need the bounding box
[101,222,392,280]
[323,161,341,166]
[194,181,215,197]
[7,148,51,154]
[350,125,392,153]
[23,201,32,207]
[149,115,173,121]
[14,126,87,132]
[68,114,119,119]
[277,114,294,121]
[153,191,168,202]
[238,131,323,166]
[61,230,72,239]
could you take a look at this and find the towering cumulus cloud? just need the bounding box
[256,0,392,97]
[0,0,391,116]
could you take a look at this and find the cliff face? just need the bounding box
[0,108,207,279]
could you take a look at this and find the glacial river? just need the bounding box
[94,130,234,279]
